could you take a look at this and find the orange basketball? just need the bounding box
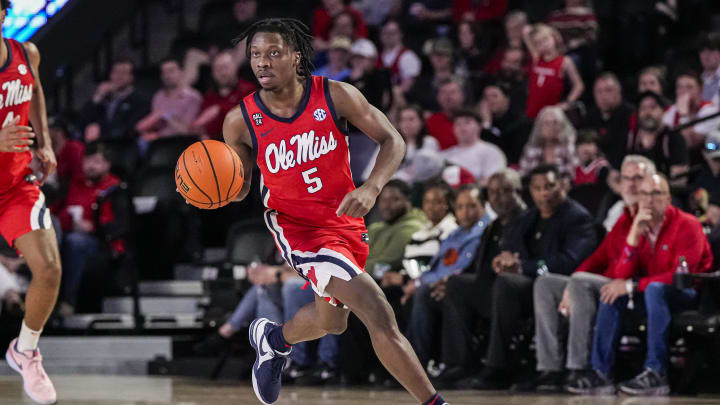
[175,140,244,209]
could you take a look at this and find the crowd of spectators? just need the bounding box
[5,0,720,396]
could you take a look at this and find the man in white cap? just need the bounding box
[347,38,392,111]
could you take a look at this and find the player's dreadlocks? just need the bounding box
[235,18,315,79]
[1,1,11,10]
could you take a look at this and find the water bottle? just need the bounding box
[674,256,691,289]
[537,260,549,277]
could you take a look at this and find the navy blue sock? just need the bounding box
[267,324,291,353]
[422,392,447,405]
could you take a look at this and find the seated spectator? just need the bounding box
[407,38,456,111]
[405,184,491,368]
[0,252,25,318]
[201,0,259,50]
[494,47,530,112]
[663,71,720,166]
[136,57,203,143]
[48,117,84,205]
[397,105,440,165]
[426,77,467,150]
[346,39,392,111]
[478,81,532,166]
[484,11,529,76]
[523,24,584,119]
[366,180,427,278]
[602,156,657,232]
[441,109,507,185]
[54,143,121,315]
[312,0,367,52]
[699,32,720,104]
[194,263,289,355]
[395,149,476,196]
[523,155,655,393]
[580,72,634,169]
[379,182,458,330]
[627,92,689,185]
[567,174,713,396]
[453,0,507,23]
[351,0,395,28]
[402,1,453,51]
[281,276,341,385]
[431,169,527,383]
[547,0,598,84]
[637,66,666,97]
[191,51,256,140]
[519,106,579,179]
[82,58,150,142]
[379,20,422,93]
[314,36,352,81]
[401,182,458,269]
[459,165,597,390]
[689,129,720,205]
[574,130,609,185]
[455,20,491,92]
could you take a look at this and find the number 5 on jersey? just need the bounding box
[302,167,323,194]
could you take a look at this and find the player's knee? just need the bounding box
[33,262,62,287]
[322,320,347,335]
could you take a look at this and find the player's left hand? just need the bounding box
[36,146,57,186]
[336,183,380,218]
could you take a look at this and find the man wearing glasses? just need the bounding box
[568,173,713,396]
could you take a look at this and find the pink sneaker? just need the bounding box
[5,338,57,404]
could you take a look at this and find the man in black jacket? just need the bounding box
[458,164,598,389]
[580,72,634,169]
[82,58,150,142]
[432,168,526,384]
[478,81,532,166]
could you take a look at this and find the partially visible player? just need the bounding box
[223,18,449,405]
[0,1,60,404]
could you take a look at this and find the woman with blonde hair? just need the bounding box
[519,106,578,177]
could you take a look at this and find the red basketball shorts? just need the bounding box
[0,180,52,246]
[263,210,369,307]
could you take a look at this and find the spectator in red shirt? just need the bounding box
[524,154,655,392]
[49,117,85,189]
[312,0,367,52]
[191,51,256,140]
[55,143,121,315]
[426,77,467,150]
[569,174,713,396]
[573,130,608,186]
[453,0,507,22]
[484,11,529,76]
[523,24,584,118]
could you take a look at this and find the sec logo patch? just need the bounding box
[18,64,27,75]
[313,108,327,122]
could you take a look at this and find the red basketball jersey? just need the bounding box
[526,55,565,118]
[0,39,35,193]
[240,76,365,230]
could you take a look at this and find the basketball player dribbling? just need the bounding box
[223,19,449,405]
[0,2,59,404]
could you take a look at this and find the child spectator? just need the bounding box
[523,24,584,118]
[574,130,609,185]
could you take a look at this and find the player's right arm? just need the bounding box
[223,106,254,202]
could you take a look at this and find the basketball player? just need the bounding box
[223,19,449,405]
[0,2,60,404]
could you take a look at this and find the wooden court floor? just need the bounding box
[0,375,718,404]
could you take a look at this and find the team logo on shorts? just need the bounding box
[18,64,27,75]
[313,108,327,122]
[252,112,263,126]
